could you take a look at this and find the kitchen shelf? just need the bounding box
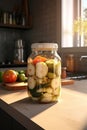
[0,22,32,29]
[0,0,32,29]
[0,63,27,68]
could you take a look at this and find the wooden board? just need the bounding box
[3,82,28,90]
[61,79,74,86]
[3,79,74,90]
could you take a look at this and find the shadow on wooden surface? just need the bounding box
[11,97,57,118]
[0,99,44,130]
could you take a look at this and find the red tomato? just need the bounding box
[3,70,17,83]
[33,56,47,64]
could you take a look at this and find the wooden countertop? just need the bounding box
[0,80,87,130]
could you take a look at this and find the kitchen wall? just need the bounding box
[25,0,87,73]
[0,28,23,63]
[0,28,30,64]
[0,0,30,64]
[1,0,86,73]
[24,0,61,50]
[0,0,61,64]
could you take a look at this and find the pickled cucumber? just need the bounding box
[36,77,49,85]
[40,93,53,102]
[27,63,35,76]
[46,59,57,72]
[27,58,61,103]
[51,77,61,89]
[36,62,48,78]
[47,72,56,79]
[55,61,61,76]
[28,77,36,89]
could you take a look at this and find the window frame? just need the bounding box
[61,0,87,52]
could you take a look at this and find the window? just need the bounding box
[61,0,87,48]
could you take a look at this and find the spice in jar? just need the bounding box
[66,54,75,72]
[61,67,67,79]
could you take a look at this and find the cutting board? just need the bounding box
[4,82,28,90]
[61,79,74,86]
[3,79,74,90]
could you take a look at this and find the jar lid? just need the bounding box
[31,43,58,50]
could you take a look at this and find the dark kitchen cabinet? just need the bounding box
[0,0,32,29]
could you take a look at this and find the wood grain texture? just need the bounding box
[1,80,87,130]
[0,99,44,130]
[2,79,74,90]
[61,79,74,86]
[3,82,28,90]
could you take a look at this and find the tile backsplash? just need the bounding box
[0,0,59,64]
[0,28,24,63]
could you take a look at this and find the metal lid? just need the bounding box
[31,43,58,50]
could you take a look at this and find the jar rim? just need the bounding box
[31,43,58,50]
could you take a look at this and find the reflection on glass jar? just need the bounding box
[27,43,61,103]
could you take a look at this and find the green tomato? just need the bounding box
[46,59,57,72]
[18,70,25,74]
[47,72,56,79]
[18,73,27,82]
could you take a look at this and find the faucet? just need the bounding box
[80,55,87,61]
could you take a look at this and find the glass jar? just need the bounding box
[61,67,67,79]
[27,43,61,103]
[66,54,75,72]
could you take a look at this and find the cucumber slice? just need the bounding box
[47,72,56,79]
[28,77,36,89]
[52,96,58,102]
[51,77,61,89]
[46,87,53,94]
[55,61,61,76]
[36,62,48,78]
[40,93,52,102]
[36,77,49,84]
[53,87,61,96]
[46,59,57,72]
[27,63,35,76]
[37,87,52,94]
